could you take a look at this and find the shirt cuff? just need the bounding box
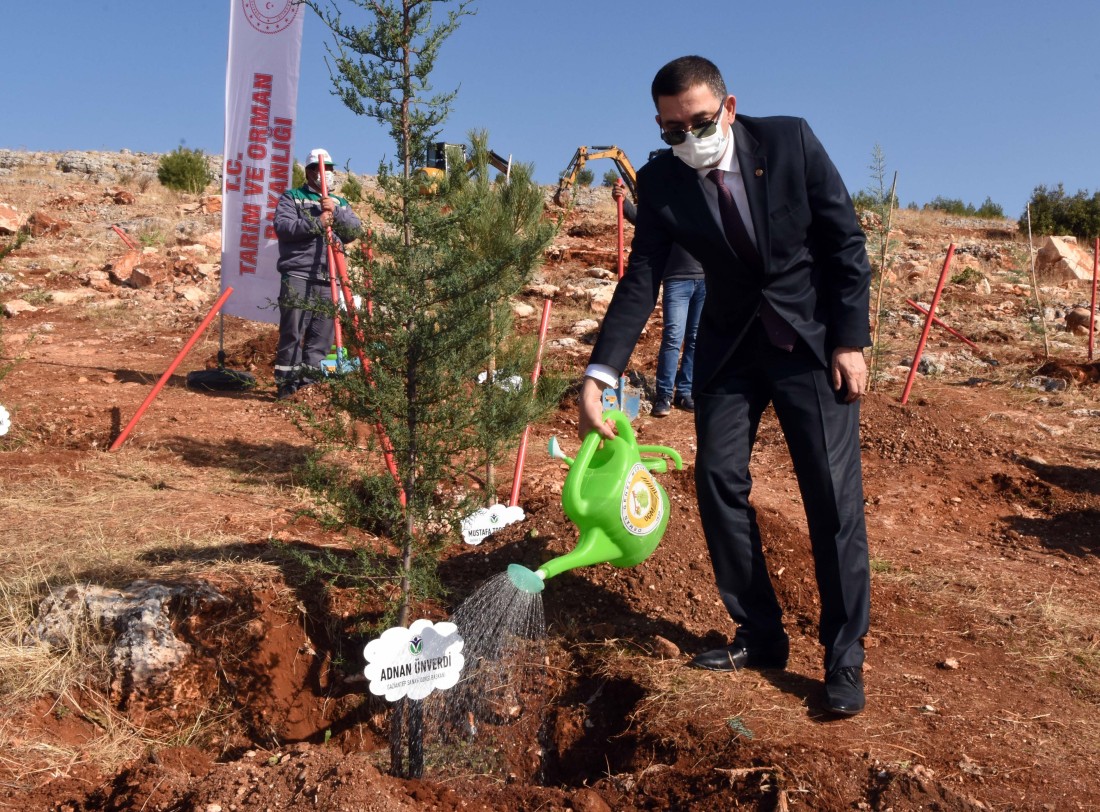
[584,364,620,388]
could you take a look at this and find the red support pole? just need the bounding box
[111,224,138,250]
[905,299,982,352]
[509,299,553,507]
[900,244,956,405]
[330,244,405,506]
[1089,237,1098,361]
[110,287,234,451]
[314,176,402,503]
[615,179,625,280]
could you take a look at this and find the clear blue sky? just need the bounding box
[3,0,1098,217]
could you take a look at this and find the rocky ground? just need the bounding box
[1,150,1099,810]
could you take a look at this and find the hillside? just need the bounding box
[1,150,1099,810]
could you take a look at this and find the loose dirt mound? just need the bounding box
[1,154,1099,809]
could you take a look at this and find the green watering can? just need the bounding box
[508,410,682,594]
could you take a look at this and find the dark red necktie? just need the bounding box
[708,168,797,352]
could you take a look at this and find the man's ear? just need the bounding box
[725,95,737,122]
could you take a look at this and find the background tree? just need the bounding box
[1021,183,1100,239]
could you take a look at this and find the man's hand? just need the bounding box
[831,347,867,402]
[319,196,337,227]
[578,377,616,440]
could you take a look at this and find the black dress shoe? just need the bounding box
[824,666,865,715]
[689,638,789,672]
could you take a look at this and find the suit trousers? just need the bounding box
[693,322,870,671]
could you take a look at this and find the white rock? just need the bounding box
[2,299,37,316]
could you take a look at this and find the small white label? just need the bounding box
[460,503,525,545]
[363,619,465,701]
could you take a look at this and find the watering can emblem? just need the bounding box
[509,410,682,593]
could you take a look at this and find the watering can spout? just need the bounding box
[534,526,622,581]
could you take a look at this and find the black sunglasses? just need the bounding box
[659,103,725,146]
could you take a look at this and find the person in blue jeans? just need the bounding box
[614,183,706,416]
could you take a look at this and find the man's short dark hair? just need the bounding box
[651,56,727,107]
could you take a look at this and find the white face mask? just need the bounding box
[670,111,730,170]
[309,169,337,193]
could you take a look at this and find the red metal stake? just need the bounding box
[905,299,982,353]
[615,179,625,280]
[111,224,138,250]
[900,244,956,405]
[313,176,401,502]
[329,239,405,506]
[1089,237,1098,361]
[509,299,553,507]
[110,286,234,451]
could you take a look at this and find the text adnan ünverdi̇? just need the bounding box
[379,655,453,682]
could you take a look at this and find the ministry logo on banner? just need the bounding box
[221,0,304,324]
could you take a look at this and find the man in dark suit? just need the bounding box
[579,55,872,715]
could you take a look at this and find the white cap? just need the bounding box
[305,148,334,168]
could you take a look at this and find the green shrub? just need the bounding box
[292,161,306,188]
[1020,183,1100,240]
[341,173,363,203]
[923,195,1005,219]
[924,196,971,216]
[157,146,214,193]
[951,267,984,285]
[576,167,595,188]
[974,197,1004,218]
[601,169,620,188]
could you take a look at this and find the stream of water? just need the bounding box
[425,569,547,744]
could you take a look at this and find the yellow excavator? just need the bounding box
[415,142,512,194]
[553,145,638,207]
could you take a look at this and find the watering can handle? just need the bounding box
[637,444,683,471]
[566,410,632,515]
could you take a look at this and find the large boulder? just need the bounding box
[0,202,23,235]
[1035,236,1094,282]
[32,580,228,702]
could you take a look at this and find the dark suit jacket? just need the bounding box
[591,115,872,391]
[622,198,704,281]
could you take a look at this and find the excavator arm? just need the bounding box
[553,146,638,207]
[415,142,513,195]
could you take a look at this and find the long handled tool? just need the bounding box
[316,168,403,503]
[318,167,346,363]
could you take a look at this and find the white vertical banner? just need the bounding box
[221,0,305,323]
